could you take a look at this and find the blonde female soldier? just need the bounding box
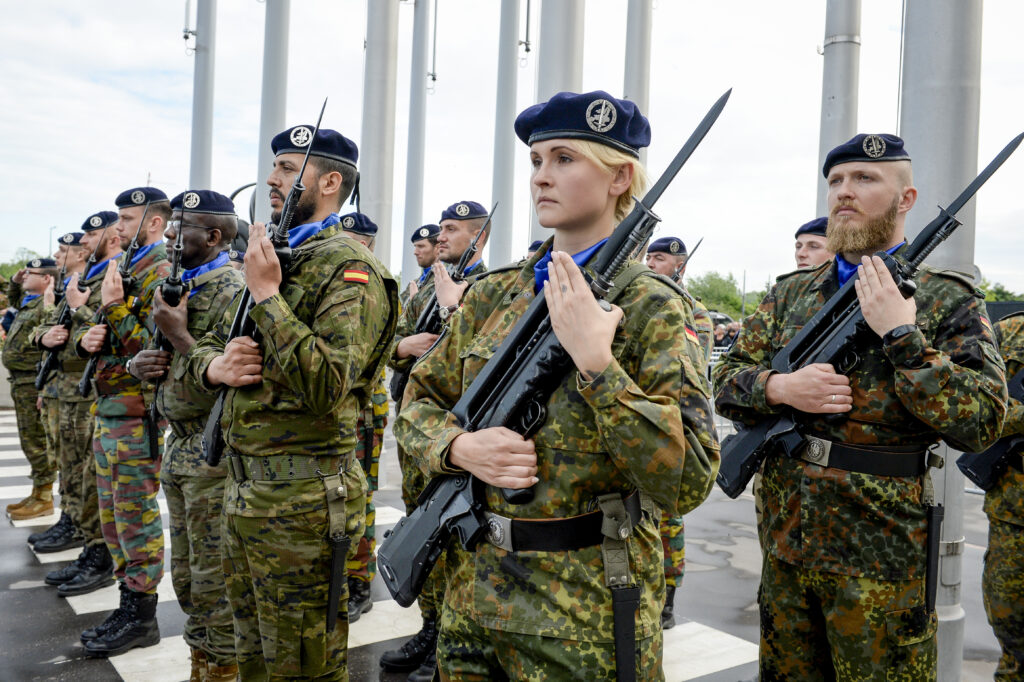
[395,91,719,680]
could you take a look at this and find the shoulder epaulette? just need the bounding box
[921,265,978,293]
[776,261,827,283]
[468,260,526,280]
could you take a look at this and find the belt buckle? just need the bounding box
[802,436,832,467]
[227,453,246,482]
[484,512,514,552]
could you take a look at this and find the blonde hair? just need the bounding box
[570,140,650,222]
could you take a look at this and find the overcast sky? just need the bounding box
[2,1,1021,292]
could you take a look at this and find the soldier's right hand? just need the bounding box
[765,363,853,414]
[81,324,107,353]
[449,427,538,489]
[396,332,440,359]
[65,275,89,309]
[130,349,171,381]
[41,326,69,348]
[206,336,263,387]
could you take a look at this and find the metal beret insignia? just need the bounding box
[669,241,680,254]
[30,259,41,268]
[342,216,356,229]
[290,126,312,147]
[131,190,146,205]
[455,203,470,217]
[61,234,73,244]
[418,227,429,238]
[89,216,102,228]
[862,134,886,159]
[586,98,617,133]
[183,192,201,209]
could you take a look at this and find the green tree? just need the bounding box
[0,248,43,281]
[688,271,744,319]
[977,277,1021,302]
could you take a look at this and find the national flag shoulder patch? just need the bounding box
[343,269,370,284]
[685,325,699,343]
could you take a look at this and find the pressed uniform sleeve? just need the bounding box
[184,295,236,391]
[103,263,170,356]
[388,284,430,373]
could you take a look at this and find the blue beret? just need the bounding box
[515,90,651,158]
[648,237,686,255]
[170,190,237,216]
[59,232,84,247]
[27,257,57,269]
[271,125,358,169]
[81,210,119,232]
[115,187,168,208]
[528,240,543,252]
[822,134,910,178]
[227,249,245,263]
[440,201,488,222]
[411,224,440,243]
[795,217,828,239]
[339,212,377,236]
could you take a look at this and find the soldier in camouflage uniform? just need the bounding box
[713,134,1006,680]
[400,223,441,309]
[383,202,491,680]
[73,187,173,657]
[396,91,720,680]
[3,259,58,520]
[129,190,244,681]
[186,127,398,681]
[983,313,1024,680]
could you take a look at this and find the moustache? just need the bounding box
[269,190,285,202]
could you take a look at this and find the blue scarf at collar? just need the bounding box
[86,254,121,281]
[129,242,158,269]
[463,261,483,278]
[533,238,608,293]
[63,276,72,289]
[417,267,431,285]
[183,252,230,297]
[288,214,340,249]
[20,294,40,308]
[835,241,906,287]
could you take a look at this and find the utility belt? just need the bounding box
[794,435,931,478]
[59,359,87,373]
[226,450,351,483]
[168,418,206,441]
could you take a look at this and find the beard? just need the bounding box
[270,186,319,227]
[827,196,899,256]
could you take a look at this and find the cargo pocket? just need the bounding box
[885,605,937,681]
[266,583,334,678]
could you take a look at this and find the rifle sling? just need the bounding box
[796,436,928,478]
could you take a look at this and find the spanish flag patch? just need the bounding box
[343,270,370,284]
[685,325,699,343]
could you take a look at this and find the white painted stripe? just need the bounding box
[0,436,24,446]
[0,484,32,500]
[374,504,405,528]
[0,464,30,478]
[348,598,423,648]
[665,621,759,680]
[65,573,178,616]
[0,449,26,461]
[108,633,191,682]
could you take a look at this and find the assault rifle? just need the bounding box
[377,89,732,606]
[671,236,702,283]
[956,368,1024,490]
[715,131,1024,499]
[388,202,498,402]
[202,98,327,469]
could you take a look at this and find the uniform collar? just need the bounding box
[834,241,906,287]
[288,213,340,249]
[533,238,607,293]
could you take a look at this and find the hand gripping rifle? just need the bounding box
[671,236,702,283]
[715,130,1024,500]
[956,368,1024,490]
[34,257,74,390]
[202,98,328,469]
[388,202,498,402]
[78,202,152,397]
[377,89,732,607]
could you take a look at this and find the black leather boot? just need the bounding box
[407,649,438,682]
[81,583,130,644]
[85,589,160,657]
[661,585,677,630]
[380,612,438,672]
[32,516,84,554]
[27,511,71,546]
[58,544,114,597]
[45,547,89,586]
[348,578,373,623]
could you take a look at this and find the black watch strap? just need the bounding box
[883,323,918,345]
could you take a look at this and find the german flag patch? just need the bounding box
[343,270,369,284]
[685,325,699,343]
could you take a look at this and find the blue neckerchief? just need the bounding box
[20,294,40,308]
[835,241,906,286]
[417,267,431,285]
[129,242,158,269]
[63,276,72,289]
[288,213,340,249]
[182,251,230,297]
[463,261,483,278]
[86,254,121,281]
[533,238,608,293]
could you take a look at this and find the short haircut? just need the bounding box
[312,157,359,208]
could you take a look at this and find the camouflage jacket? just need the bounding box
[713,254,1006,581]
[689,292,714,367]
[186,223,399,517]
[984,313,1024,526]
[72,243,172,416]
[2,281,52,380]
[353,368,388,492]
[156,263,245,477]
[395,245,720,641]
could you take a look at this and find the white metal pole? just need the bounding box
[623,0,652,166]
[489,0,520,267]
[253,0,290,224]
[402,0,431,286]
[188,0,217,189]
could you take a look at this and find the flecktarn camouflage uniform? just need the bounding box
[713,252,1006,681]
[187,222,397,681]
[396,244,719,680]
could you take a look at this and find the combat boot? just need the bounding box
[206,660,239,682]
[380,612,438,672]
[661,585,677,630]
[8,484,54,521]
[84,589,160,657]
[45,547,89,586]
[407,649,437,682]
[27,511,70,545]
[348,577,373,623]
[57,544,114,596]
[6,490,34,513]
[81,583,130,644]
[32,515,84,553]
[189,647,207,682]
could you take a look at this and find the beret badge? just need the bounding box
[131,190,146,205]
[418,227,429,238]
[455,203,470,217]
[586,99,617,133]
[669,241,680,254]
[862,135,886,159]
[183,192,201,209]
[62,234,73,244]
[30,259,41,268]
[290,126,312,147]
[342,216,356,229]
[90,216,102,228]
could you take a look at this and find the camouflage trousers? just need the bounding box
[58,400,101,543]
[659,510,685,588]
[348,417,379,584]
[437,610,664,681]
[10,379,55,486]
[93,413,164,594]
[163,470,234,666]
[397,442,445,617]
[223,485,366,681]
[43,396,59,489]
[759,555,937,681]
[983,516,1024,680]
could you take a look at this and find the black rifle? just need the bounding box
[377,89,732,605]
[78,202,152,398]
[956,368,1024,490]
[388,202,498,402]
[202,98,327,468]
[715,131,1024,499]
[671,236,702,283]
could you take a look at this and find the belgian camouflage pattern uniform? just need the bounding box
[396,244,720,680]
[2,280,56,487]
[187,221,398,681]
[984,313,1024,680]
[347,369,388,584]
[73,244,171,595]
[154,262,244,666]
[713,252,1007,681]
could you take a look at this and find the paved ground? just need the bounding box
[0,409,1002,680]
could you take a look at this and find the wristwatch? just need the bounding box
[882,323,918,345]
[438,304,460,321]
